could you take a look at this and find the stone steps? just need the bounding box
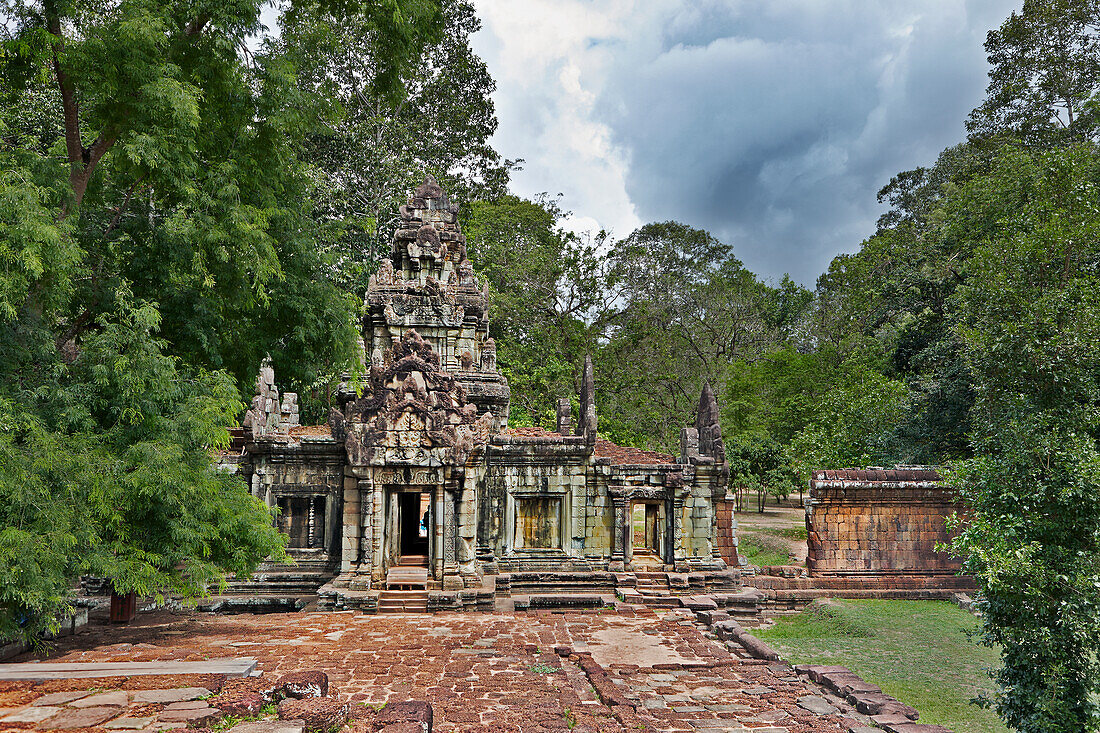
[222,572,334,596]
[378,589,429,613]
[636,594,681,609]
[385,566,428,590]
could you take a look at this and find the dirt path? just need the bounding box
[736,500,809,565]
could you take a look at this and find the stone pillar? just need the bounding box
[432,483,445,581]
[340,474,361,573]
[324,492,338,556]
[672,493,687,571]
[556,397,572,434]
[370,478,384,584]
[610,496,627,571]
[457,475,479,581]
[443,487,463,590]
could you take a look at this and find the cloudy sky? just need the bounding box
[468,0,1022,285]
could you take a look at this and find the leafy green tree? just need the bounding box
[948,143,1100,732]
[598,222,789,451]
[280,0,510,294]
[463,194,607,426]
[787,356,909,475]
[727,436,798,513]
[0,0,441,641]
[968,0,1100,146]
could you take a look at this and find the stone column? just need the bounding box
[324,492,338,556]
[457,474,479,581]
[672,492,688,571]
[443,487,463,590]
[369,477,384,584]
[610,496,627,571]
[340,474,361,573]
[432,483,445,581]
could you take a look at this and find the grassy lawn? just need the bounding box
[735,496,807,568]
[736,535,791,567]
[756,599,1007,733]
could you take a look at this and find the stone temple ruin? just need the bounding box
[227,178,742,612]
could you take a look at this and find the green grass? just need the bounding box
[757,599,1007,733]
[737,532,793,567]
[774,525,807,541]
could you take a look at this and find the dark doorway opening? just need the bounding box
[277,496,326,550]
[399,491,430,565]
[632,502,661,561]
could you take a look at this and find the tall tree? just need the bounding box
[968,0,1100,146]
[279,0,511,295]
[599,222,790,451]
[949,144,1100,733]
[0,0,441,642]
[463,194,609,425]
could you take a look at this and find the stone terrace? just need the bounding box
[3,609,872,733]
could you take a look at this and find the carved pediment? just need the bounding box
[339,329,493,467]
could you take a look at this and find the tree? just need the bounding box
[463,194,609,425]
[279,0,511,295]
[727,436,798,513]
[0,0,442,641]
[968,0,1100,147]
[598,222,789,451]
[948,144,1100,732]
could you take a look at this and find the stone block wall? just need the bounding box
[714,498,739,568]
[806,468,960,576]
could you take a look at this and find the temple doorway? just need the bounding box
[631,501,662,564]
[397,491,431,566]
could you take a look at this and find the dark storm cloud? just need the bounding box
[596,0,1022,284]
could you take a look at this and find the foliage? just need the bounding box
[280,0,510,294]
[0,0,440,642]
[727,436,798,512]
[948,144,1100,732]
[787,356,910,474]
[596,221,798,451]
[968,0,1100,147]
[463,194,607,426]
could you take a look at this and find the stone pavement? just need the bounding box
[3,608,881,732]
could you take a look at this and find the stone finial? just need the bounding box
[556,397,572,435]
[414,175,444,201]
[693,380,729,485]
[680,427,699,462]
[576,354,597,440]
[696,381,719,433]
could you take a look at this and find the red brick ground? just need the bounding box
[10,609,854,733]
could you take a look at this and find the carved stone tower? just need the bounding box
[364,177,510,428]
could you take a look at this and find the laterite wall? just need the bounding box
[806,468,960,576]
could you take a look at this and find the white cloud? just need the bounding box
[471,0,642,240]
[472,0,1022,282]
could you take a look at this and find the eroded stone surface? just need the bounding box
[2,705,63,723]
[277,697,349,733]
[157,705,221,724]
[39,705,120,729]
[31,691,90,706]
[103,716,154,729]
[132,687,211,704]
[228,722,306,733]
[71,690,129,707]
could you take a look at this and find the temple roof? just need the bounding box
[594,439,674,466]
[497,426,675,466]
[810,467,942,487]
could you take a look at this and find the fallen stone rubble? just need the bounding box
[0,668,437,733]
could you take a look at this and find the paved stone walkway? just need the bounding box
[4,608,865,732]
